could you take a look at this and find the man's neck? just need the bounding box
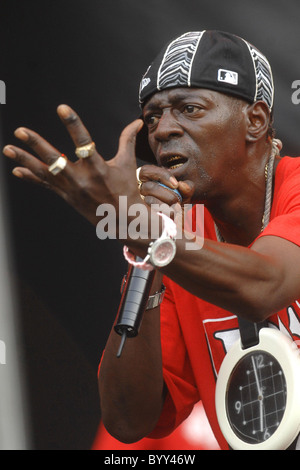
[206,144,279,247]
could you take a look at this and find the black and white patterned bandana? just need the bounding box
[139,30,274,111]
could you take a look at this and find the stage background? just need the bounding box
[0,0,300,449]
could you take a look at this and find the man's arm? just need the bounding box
[98,272,166,443]
[158,235,300,322]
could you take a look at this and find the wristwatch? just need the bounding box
[146,211,177,268]
[215,326,300,450]
[123,212,177,270]
[147,237,176,268]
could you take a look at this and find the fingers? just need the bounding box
[4,104,102,187]
[6,105,100,172]
[3,144,51,182]
[13,128,63,165]
[137,165,195,205]
[10,165,67,201]
[116,119,144,166]
[11,167,68,200]
[178,180,195,201]
[138,164,179,189]
[57,105,97,156]
[12,167,49,186]
[3,141,75,195]
[137,164,179,205]
[142,181,182,206]
[141,181,195,207]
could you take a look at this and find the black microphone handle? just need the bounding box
[114,258,155,357]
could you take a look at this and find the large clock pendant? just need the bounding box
[215,328,300,449]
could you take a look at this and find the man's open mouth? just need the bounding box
[163,155,188,170]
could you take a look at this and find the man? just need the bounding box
[4,30,300,450]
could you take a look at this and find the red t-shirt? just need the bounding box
[149,156,300,450]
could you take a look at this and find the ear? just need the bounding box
[244,101,270,143]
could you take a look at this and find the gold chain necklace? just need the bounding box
[215,139,282,243]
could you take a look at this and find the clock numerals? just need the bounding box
[255,354,264,369]
[234,400,242,414]
[264,428,271,441]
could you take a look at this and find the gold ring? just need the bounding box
[48,155,67,175]
[136,167,143,190]
[75,141,95,159]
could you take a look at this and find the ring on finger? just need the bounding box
[75,141,95,159]
[136,167,143,190]
[48,154,68,175]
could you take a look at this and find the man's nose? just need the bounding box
[154,110,183,142]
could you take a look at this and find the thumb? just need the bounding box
[178,180,195,202]
[116,119,144,164]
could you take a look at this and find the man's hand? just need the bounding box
[3,104,144,226]
[137,165,195,207]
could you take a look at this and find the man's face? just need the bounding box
[142,88,249,203]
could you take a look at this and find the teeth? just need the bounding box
[165,155,186,169]
[169,163,184,170]
[167,155,182,163]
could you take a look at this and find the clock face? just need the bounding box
[226,350,287,444]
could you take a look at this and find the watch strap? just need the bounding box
[146,285,166,310]
[121,275,166,311]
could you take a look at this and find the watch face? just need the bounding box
[226,350,287,444]
[151,239,176,267]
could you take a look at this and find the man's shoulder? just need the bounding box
[275,156,300,188]
[272,156,300,211]
[279,155,300,174]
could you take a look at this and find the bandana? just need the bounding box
[136,30,274,162]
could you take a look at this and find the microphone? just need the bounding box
[114,260,155,357]
[114,183,182,357]
[155,182,183,203]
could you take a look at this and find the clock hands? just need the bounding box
[251,355,264,433]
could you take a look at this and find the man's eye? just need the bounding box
[144,114,160,127]
[183,105,198,114]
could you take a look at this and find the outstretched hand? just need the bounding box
[3,105,144,226]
